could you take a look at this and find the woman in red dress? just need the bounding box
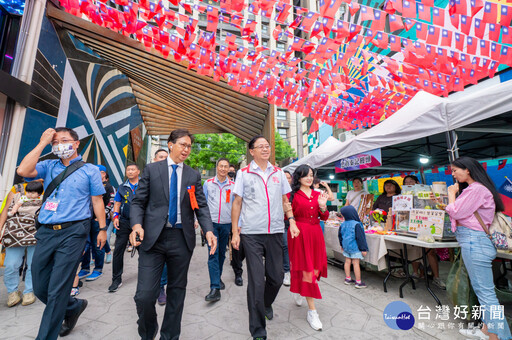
[287,164,329,331]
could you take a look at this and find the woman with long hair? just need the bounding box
[287,165,329,331]
[446,157,511,340]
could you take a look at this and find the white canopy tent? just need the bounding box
[284,79,512,173]
[284,136,343,172]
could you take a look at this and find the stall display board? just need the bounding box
[358,193,374,225]
[392,195,413,211]
[396,211,410,232]
[415,185,433,199]
[408,209,445,238]
[401,185,415,195]
[432,182,448,197]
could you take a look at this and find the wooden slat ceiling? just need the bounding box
[47,5,269,142]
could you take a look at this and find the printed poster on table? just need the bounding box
[392,195,413,211]
[335,149,382,173]
[408,209,445,237]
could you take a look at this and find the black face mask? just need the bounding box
[228,171,236,179]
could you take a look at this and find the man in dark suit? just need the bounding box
[130,129,217,340]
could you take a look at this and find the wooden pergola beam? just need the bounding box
[46,4,272,144]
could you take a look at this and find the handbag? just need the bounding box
[474,211,512,251]
[34,160,85,229]
[2,212,38,248]
[446,251,479,321]
[1,191,41,248]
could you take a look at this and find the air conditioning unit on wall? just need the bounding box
[338,130,356,143]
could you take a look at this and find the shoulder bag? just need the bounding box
[474,210,512,251]
[34,160,85,229]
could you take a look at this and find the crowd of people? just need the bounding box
[1,126,511,340]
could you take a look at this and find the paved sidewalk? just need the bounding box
[0,233,465,339]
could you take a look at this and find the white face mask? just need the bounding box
[52,143,75,159]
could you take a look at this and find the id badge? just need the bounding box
[44,198,60,212]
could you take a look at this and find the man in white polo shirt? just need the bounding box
[203,157,235,302]
[231,135,298,340]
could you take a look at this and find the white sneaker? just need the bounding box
[459,327,489,339]
[307,309,322,331]
[293,293,304,306]
[283,272,291,286]
[432,277,446,290]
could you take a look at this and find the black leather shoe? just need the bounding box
[59,299,88,336]
[205,289,221,302]
[108,281,122,293]
[265,306,273,320]
[220,280,225,290]
[235,276,243,286]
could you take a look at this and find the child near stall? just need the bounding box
[338,206,369,289]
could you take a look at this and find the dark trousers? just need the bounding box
[283,222,290,272]
[231,231,245,277]
[32,220,90,340]
[160,263,168,287]
[112,218,132,283]
[208,223,231,289]
[81,219,111,271]
[241,233,284,339]
[134,227,192,340]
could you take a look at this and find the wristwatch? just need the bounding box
[99,226,108,231]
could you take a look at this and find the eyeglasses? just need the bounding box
[176,142,192,150]
[51,139,75,146]
[253,145,271,150]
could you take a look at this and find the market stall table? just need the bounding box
[324,224,421,270]
[324,224,461,305]
[383,234,459,306]
[324,224,397,269]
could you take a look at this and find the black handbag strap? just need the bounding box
[41,161,85,204]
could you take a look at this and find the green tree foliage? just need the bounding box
[185,133,296,170]
[185,134,246,170]
[274,132,296,162]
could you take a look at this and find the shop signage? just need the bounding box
[335,148,382,173]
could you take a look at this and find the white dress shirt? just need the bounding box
[167,157,184,224]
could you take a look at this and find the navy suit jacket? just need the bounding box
[130,159,213,252]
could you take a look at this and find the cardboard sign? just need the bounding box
[408,209,445,237]
[392,195,413,211]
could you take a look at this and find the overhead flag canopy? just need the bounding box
[57,0,512,131]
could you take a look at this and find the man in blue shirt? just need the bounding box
[109,163,140,292]
[17,127,107,340]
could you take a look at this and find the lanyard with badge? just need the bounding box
[43,165,68,213]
